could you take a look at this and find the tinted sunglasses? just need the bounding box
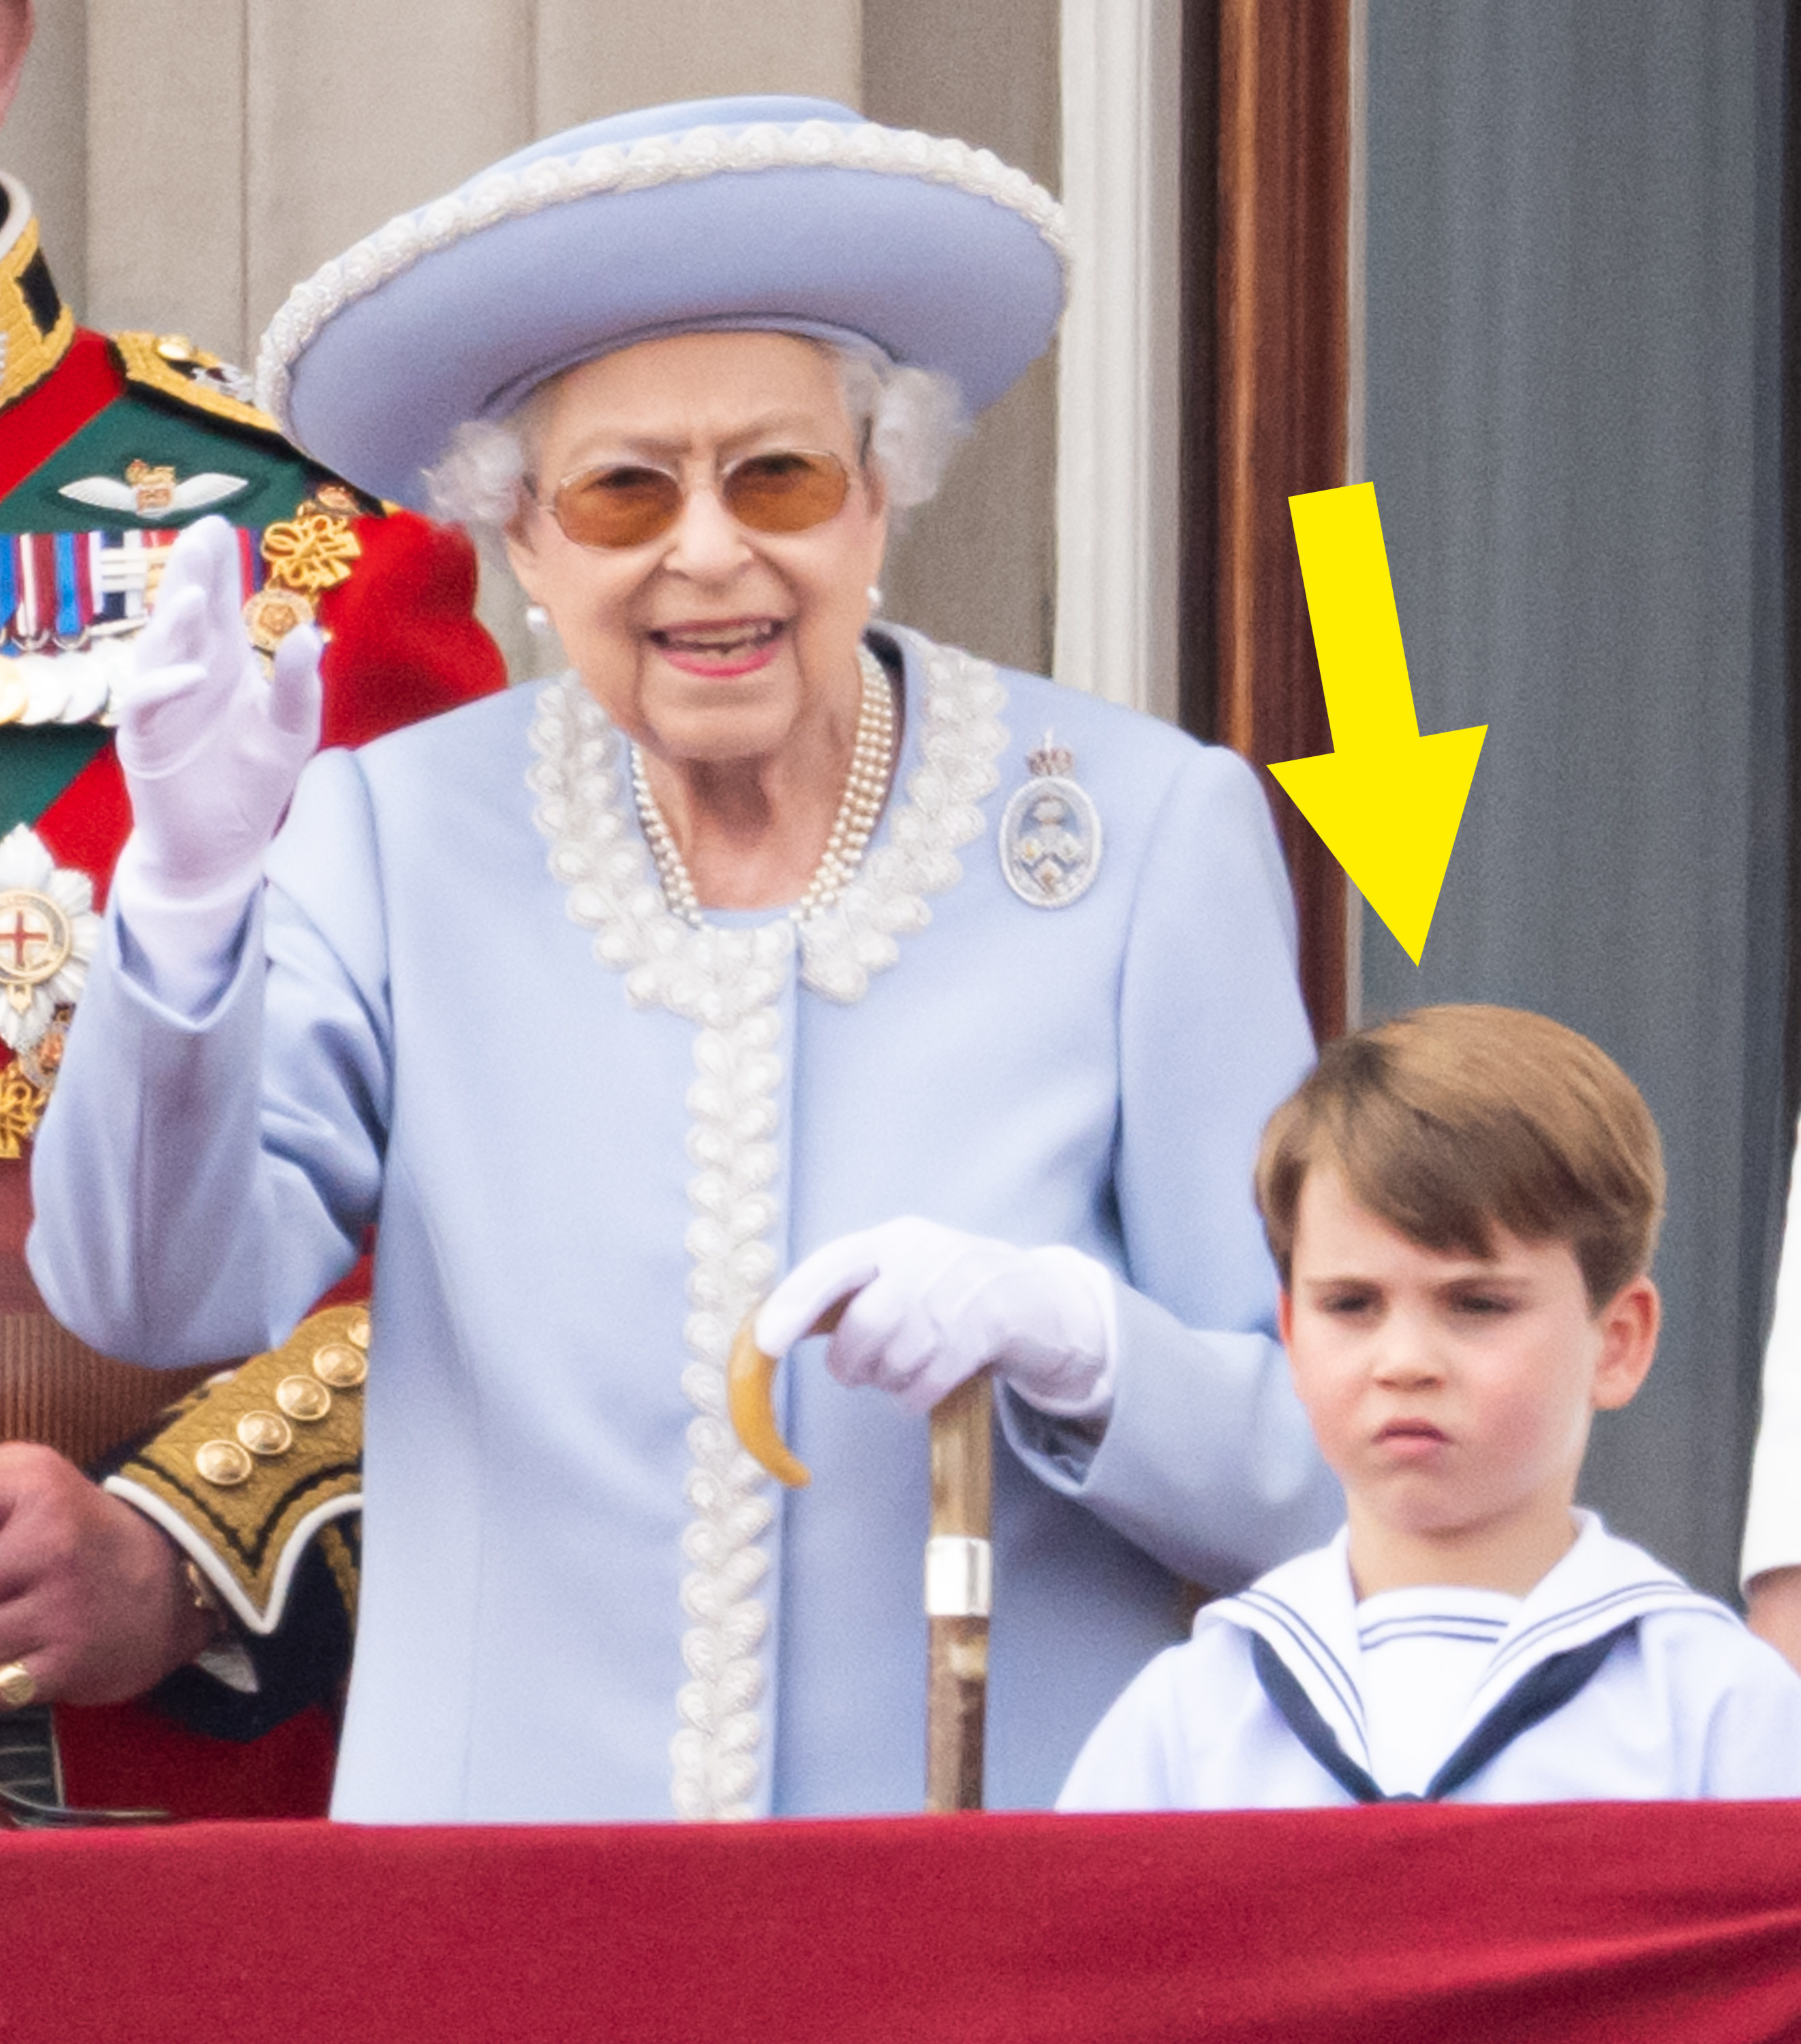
[539,448,852,551]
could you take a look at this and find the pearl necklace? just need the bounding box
[631,645,897,928]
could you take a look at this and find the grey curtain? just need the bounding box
[1361,0,1789,1597]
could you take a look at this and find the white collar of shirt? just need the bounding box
[1203,1511,1724,1778]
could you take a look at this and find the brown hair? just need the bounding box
[1256,1005,1665,1310]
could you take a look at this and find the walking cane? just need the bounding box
[728,1307,992,1812]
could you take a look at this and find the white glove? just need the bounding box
[754,1216,1118,1421]
[112,517,321,1007]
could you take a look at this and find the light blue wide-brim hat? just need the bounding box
[256,95,1067,512]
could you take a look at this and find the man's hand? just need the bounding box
[0,1442,217,1706]
[1747,1566,1801,1679]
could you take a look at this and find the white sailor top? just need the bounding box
[30,628,1343,1823]
[1058,1512,1801,1810]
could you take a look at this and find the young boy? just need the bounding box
[1060,1004,1801,1809]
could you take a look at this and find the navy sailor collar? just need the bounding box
[1203,1511,1731,1780]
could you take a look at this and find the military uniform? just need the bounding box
[0,171,502,1811]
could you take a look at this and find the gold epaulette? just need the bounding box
[0,196,74,411]
[109,330,287,440]
[103,1304,367,1636]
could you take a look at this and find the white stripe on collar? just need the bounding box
[1207,1530,1369,1765]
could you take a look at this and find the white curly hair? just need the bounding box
[424,339,968,538]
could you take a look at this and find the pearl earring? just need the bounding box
[867,585,884,614]
[525,604,551,634]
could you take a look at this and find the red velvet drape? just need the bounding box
[5,1803,1800,2041]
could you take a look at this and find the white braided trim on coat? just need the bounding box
[525,635,1007,1818]
[256,120,1068,432]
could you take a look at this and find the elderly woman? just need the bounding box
[25,96,1338,1821]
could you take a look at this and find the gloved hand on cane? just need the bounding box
[753,1215,1119,1422]
[112,516,322,1009]
[743,1216,1120,1814]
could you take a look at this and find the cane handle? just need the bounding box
[726,1297,852,1488]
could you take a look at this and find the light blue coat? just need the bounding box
[30,629,1340,1821]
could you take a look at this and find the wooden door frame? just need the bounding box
[1180,0,1354,1042]
[1784,0,1801,1145]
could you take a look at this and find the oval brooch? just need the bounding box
[998,732,1103,909]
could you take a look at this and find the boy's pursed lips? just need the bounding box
[1374,1417,1451,1452]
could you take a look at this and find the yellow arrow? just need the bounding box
[1269,482,1487,965]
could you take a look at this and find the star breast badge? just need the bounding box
[0,824,101,1149]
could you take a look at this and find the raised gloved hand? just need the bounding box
[112,516,322,1000]
[754,1216,1118,1421]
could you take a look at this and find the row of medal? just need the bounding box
[0,523,276,728]
[0,638,136,727]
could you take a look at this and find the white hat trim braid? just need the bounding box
[254,119,1068,435]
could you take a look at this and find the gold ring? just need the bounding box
[0,1660,35,1708]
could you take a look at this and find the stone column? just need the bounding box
[863,0,1060,681]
